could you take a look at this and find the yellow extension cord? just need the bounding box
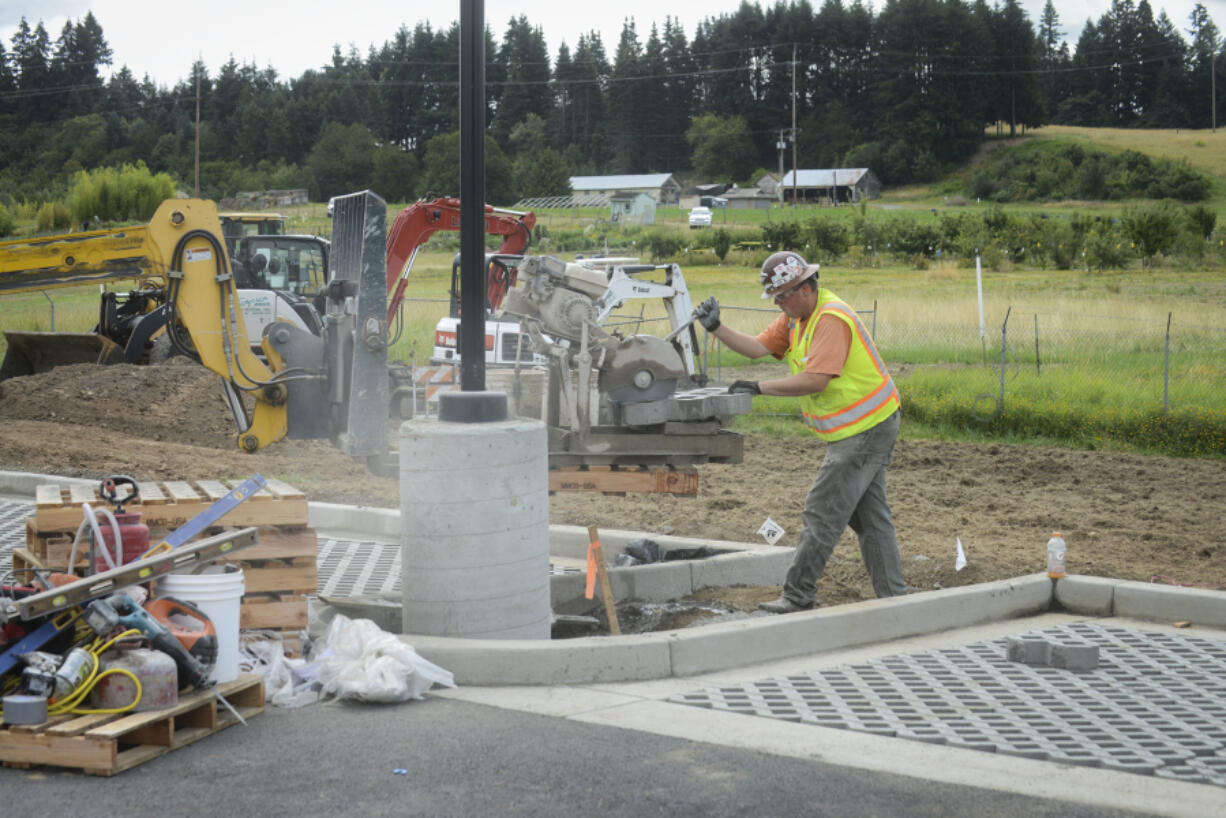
[47,628,146,715]
[1,624,147,722]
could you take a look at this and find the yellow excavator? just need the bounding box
[1,193,745,471]
[0,195,391,465]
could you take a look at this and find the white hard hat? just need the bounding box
[760,251,819,299]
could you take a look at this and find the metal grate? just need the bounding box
[672,622,1226,787]
[0,498,33,576]
[317,538,401,597]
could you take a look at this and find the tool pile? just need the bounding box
[1,474,266,767]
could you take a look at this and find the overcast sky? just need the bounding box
[2,0,1223,88]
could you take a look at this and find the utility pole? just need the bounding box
[776,131,787,203]
[790,45,798,208]
[193,65,201,197]
[1213,45,1218,133]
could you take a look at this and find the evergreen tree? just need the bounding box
[547,42,575,155]
[1186,4,1222,128]
[1140,10,1192,126]
[659,17,696,171]
[49,12,112,112]
[608,20,644,173]
[639,24,669,172]
[0,41,14,118]
[566,33,611,172]
[872,0,991,183]
[11,18,52,121]
[491,16,552,146]
[1036,0,1071,118]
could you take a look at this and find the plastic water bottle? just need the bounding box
[1046,531,1067,579]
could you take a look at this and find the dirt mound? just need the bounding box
[2,362,1223,609]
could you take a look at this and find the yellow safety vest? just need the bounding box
[785,289,900,442]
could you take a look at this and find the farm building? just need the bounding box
[722,186,775,210]
[609,192,657,224]
[779,169,881,204]
[756,173,782,199]
[569,174,682,206]
[679,183,730,209]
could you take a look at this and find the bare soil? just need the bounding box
[1,361,1224,614]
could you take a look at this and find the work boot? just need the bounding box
[757,596,814,614]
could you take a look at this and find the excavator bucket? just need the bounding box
[0,331,123,381]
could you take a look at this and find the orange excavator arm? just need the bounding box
[384,197,536,325]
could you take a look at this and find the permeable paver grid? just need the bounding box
[671,622,1226,787]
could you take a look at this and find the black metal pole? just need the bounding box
[459,0,486,392]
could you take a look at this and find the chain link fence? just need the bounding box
[695,302,1224,438]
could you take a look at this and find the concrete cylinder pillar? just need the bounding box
[399,415,551,639]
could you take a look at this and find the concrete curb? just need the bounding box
[1056,574,1226,627]
[1053,574,1115,615]
[0,470,96,494]
[405,575,1055,685]
[9,470,1223,685]
[669,573,1053,677]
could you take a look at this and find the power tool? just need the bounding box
[83,592,215,690]
[144,597,218,677]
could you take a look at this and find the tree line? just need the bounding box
[0,1,1222,209]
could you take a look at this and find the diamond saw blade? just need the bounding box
[598,335,686,403]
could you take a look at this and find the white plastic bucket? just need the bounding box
[155,567,245,684]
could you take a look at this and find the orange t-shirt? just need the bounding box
[756,312,852,376]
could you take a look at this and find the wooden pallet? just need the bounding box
[21,479,317,653]
[33,477,308,532]
[0,675,264,776]
[549,465,699,496]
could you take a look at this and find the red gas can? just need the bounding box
[93,510,151,572]
[92,475,150,573]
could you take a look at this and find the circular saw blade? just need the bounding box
[598,335,685,404]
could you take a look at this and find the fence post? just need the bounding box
[1034,313,1040,375]
[999,306,1011,415]
[43,291,56,331]
[976,254,986,365]
[1164,312,1171,415]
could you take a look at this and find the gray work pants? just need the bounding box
[782,409,905,605]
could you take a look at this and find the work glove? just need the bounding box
[695,296,721,332]
[728,380,761,395]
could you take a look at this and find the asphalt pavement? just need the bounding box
[2,694,1148,818]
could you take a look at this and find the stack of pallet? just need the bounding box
[12,477,316,656]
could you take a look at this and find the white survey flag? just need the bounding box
[955,538,967,571]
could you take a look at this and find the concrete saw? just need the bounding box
[598,335,686,403]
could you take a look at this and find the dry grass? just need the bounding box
[924,260,959,281]
[1030,125,1226,178]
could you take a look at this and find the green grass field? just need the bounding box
[4,126,1224,457]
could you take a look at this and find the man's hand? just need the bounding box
[728,380,761,395]
[694,296,721,332]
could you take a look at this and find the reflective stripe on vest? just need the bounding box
[786,290,900,441]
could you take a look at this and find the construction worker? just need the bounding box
[694,251,905,613]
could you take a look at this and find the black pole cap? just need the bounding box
[438,390,508,423]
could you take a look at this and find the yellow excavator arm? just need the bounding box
[1,199,290,451]
[147,199,290,451]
